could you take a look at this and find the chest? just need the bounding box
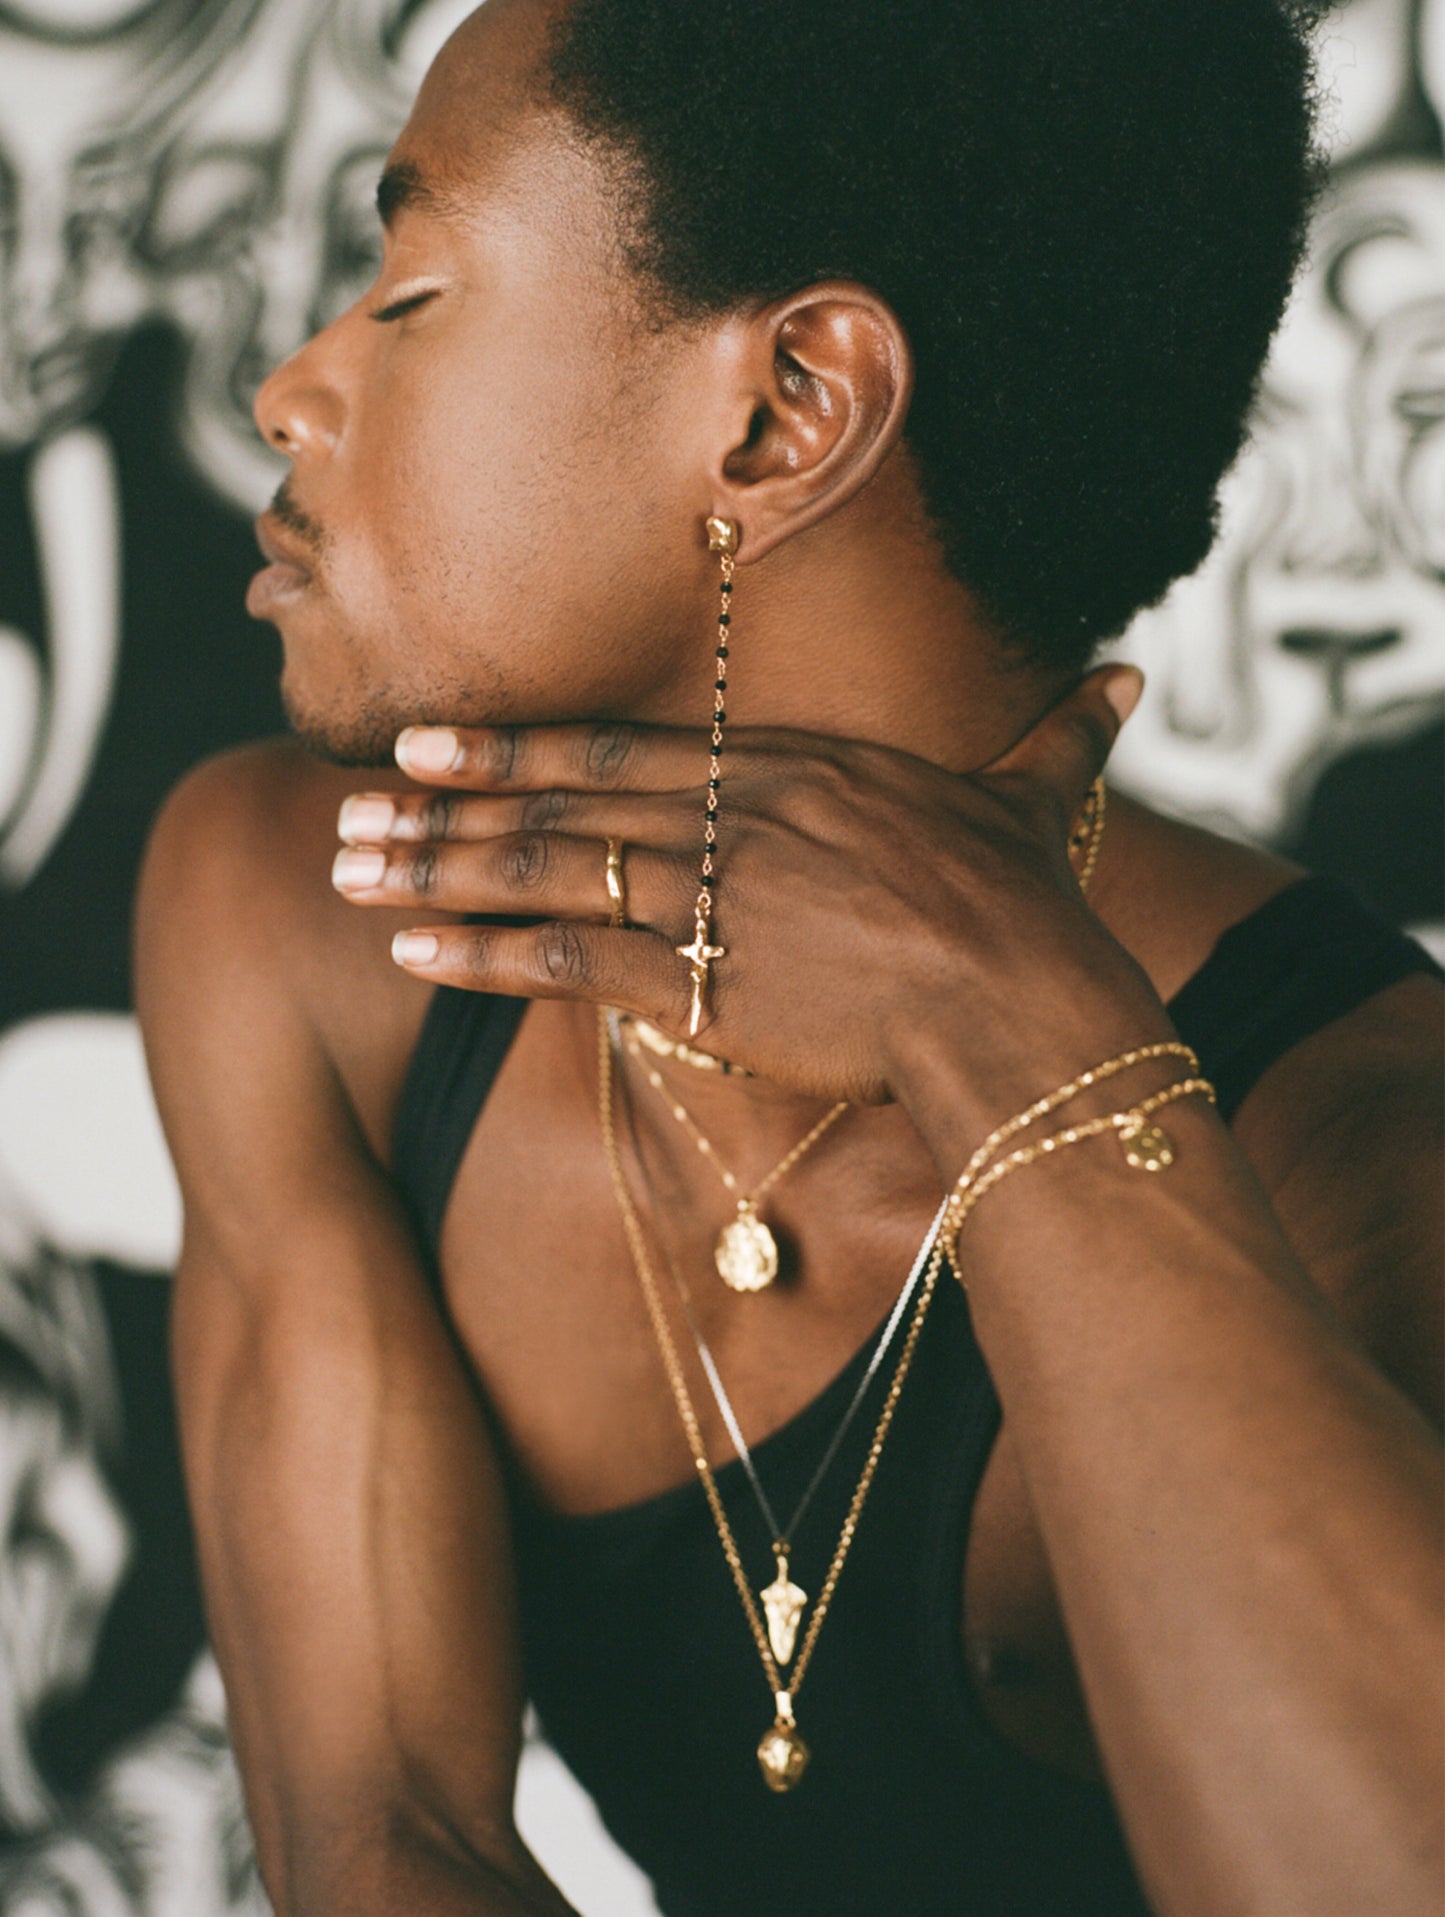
[429,1006,1108,1785]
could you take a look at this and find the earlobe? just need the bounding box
[715,283,913,563]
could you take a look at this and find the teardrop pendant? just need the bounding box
[761,1547,807,1666]
[715,1201,779,1292]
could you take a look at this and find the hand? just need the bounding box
[331,667,1171,1129]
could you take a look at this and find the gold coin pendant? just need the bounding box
[1121,1120,1174,1173]
[715,1205,780,1292]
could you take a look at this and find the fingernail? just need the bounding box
[393,930,440,967]
[332,847,386,891]
[396,727,458,775]
[1103,669,1145,725]
[338,796,396,844]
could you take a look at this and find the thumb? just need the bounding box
[981,664,1145,814]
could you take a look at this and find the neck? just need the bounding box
[640,456,1074,774]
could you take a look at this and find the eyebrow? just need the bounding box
[375,159,470,231]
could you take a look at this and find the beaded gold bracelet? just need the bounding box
[942,1043,1216,1274]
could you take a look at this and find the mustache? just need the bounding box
[268,477,329,557]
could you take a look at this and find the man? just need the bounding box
[135,1,1444,1912]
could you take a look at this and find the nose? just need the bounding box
[253,329,345,460]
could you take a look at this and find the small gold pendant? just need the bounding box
[715,1203,779,1292]
[761,1548,807,1666]
[1120,1118,1174,1172]
[757,1692,810,1792]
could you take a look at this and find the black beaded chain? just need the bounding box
[676,517,738,1035]
[702,545,733,894]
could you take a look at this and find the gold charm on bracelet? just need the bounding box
[1119,1116,1174,1171]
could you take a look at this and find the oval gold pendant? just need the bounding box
[716,1206,779,1292]
[757,1716,810,1792]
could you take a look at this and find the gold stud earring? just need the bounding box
[705,515,738,558]
[675,517,738,1035]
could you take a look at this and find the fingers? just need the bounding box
[392,719,707,794]
[338,785,669,848]
[981,666,1144,820]
[331,829,692,930]
[387,918,692,1025]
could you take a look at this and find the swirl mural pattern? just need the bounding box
[0,1,1439,1909]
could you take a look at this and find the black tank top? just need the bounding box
[392,876,1440,1917]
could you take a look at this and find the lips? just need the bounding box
[247,510,316,618]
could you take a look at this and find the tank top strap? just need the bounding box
[391,986,529,1261]
[1166,874,1441,1122]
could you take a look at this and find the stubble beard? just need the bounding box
[280,676,411,767]
[278,639,527,769]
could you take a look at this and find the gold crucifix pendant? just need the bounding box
[676,929,725,1036]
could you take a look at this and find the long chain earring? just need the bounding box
[675,515,737,1036]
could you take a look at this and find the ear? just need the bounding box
[709,282,913,564]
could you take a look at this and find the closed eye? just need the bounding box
[369,288,440,324]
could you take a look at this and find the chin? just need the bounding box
[281,677,410,769]
[280,643,536,765]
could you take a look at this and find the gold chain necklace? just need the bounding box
[622,1029,849,1294]
[591,770,1106,1785]
[626,1015,755,1076]
[1071,772,1106,894]
[614,1008,934,1668]
[598,1003,948,1791]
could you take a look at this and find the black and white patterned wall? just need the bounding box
[0,2,1439,1911]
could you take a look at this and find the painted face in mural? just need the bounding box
[0,0,249,448]
[251,0,722,765]
[1109,159,1445,847]
[146,0,477,514]
[0,1232,128,1835]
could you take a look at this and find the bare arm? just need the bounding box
[900,972,1444,1917]
[136,753,577,1917]
[307,689,1443,1911]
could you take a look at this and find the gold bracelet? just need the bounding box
[942,1074,1217,1275]
[951,1041,1202,1201]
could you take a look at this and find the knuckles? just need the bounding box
[771,754,863,838]
[407,842,442,898]
[534,920,591,988]
[581,721,638,785]
[519,786,571,830]
[467,726,520,783]
[500,830,552,893]
[420,791,459,841]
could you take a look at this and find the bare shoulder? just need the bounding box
[1230,965,1443,1427]
[136,738,438,1180]
[1101,789,1442,1426]
[1093,787,1307,1004]
[138,745,539,1904]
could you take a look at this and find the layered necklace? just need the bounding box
[597,768,1108,1790]
[615,1011,943,1662]
[599,1005,950,1791]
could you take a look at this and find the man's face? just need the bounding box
[250,0,720,765]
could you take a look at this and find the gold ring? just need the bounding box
[605,837,628,927]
